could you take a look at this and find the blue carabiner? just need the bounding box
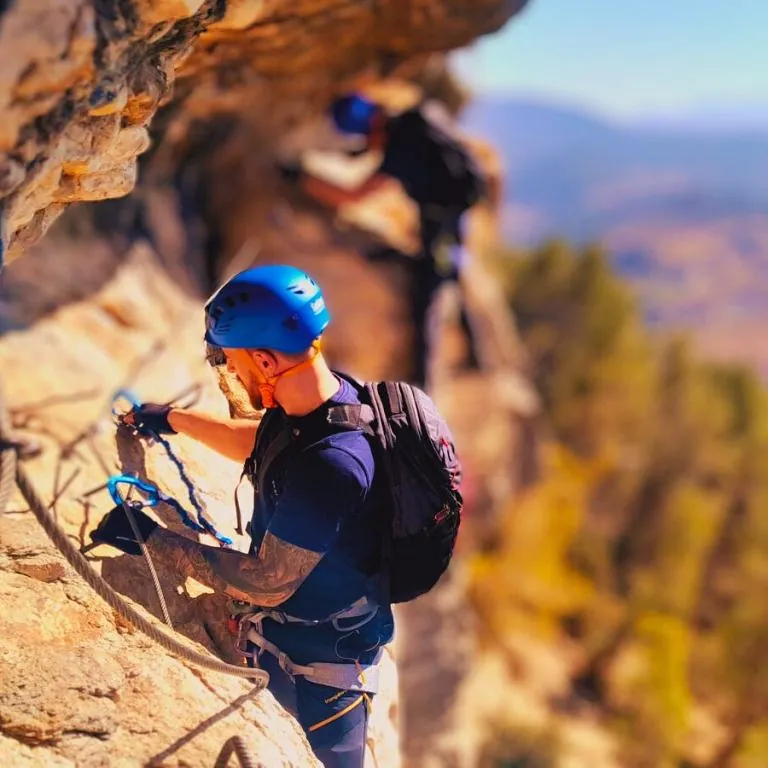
[107,474,161,508]
[112,388,142,420]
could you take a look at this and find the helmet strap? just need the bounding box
[257,340,322,409]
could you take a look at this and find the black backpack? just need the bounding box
[243,376,463,604]
[383,105,486,213]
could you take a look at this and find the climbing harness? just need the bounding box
[230,596,381,695]
[111,388,234,547]
[244,620,380,694]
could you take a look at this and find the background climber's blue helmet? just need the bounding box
[330,94,380,136]
[204,264,330,354]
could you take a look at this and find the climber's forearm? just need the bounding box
[336,172,389,201]
[303,172,388,206]
[167,409,258,463]
[145,528,322,607]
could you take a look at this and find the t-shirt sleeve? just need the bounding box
[266,445,369,554]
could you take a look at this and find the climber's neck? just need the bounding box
[272,354,340,417]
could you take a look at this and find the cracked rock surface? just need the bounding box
[0,517,325,765]
[0,234,402,767]
[0,0,529,259]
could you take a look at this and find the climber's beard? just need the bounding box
[214,366,263,418]
[237,365,267,412]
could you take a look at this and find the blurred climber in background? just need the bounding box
[327,92,486,390]
[89,265,393,768]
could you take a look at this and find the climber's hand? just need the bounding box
[123,403,176,436]
[89,503,159,556]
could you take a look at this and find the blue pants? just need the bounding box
[249,609,393,768]
[260,653,371,768]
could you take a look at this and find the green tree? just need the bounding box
[480,235,768,767]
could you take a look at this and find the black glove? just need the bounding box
[89,503,159,556]
[127,403,176,436]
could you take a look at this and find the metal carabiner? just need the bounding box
[111,388,142,421]
[107,474,161,508]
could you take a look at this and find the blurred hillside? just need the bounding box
[462,97,768,373]
[470,237,768,767]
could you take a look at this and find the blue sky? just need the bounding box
[452,0,767,120]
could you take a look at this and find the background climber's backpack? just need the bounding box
[246,376,463,604]
[383,103,486,213]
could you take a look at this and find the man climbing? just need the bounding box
[90,264,393,768]
[326,92,486,389]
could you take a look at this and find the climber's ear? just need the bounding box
[250,349,279,378]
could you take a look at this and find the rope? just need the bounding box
[213,736,264,768]
[0,399,15,515]
[0,261,264,766]
[12,464,269,682]
[0,393,269,685]
[155,432,233,546]
[0,437,15,516]
[123,498,175,630]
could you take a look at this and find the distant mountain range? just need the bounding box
[461,97,768,243]
[460,97,768,373]
[637,102,768,134]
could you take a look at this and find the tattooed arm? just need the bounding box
[145,529,322,607]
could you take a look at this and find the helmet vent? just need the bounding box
[239,292,249,303]
[282,315,299,331]
[225,297,236,308]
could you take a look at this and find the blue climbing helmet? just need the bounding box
[330,94,381,136]
[204,264,330,354]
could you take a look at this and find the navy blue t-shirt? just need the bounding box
[249,377,383,621]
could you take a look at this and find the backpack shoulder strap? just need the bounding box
[384,381,403,417]
[325,403,375,434]
[362,381,398,606]
[234,408,287,535]
[398,383,426,440]
[366,382,397,450]
[255,424,295,499]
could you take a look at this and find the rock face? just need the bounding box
[0,0,529,259]
[0,235,402,767]
[0,239,322,766]
[0,521,322,768]
[0,1,537,766]
[0,169,536,767]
